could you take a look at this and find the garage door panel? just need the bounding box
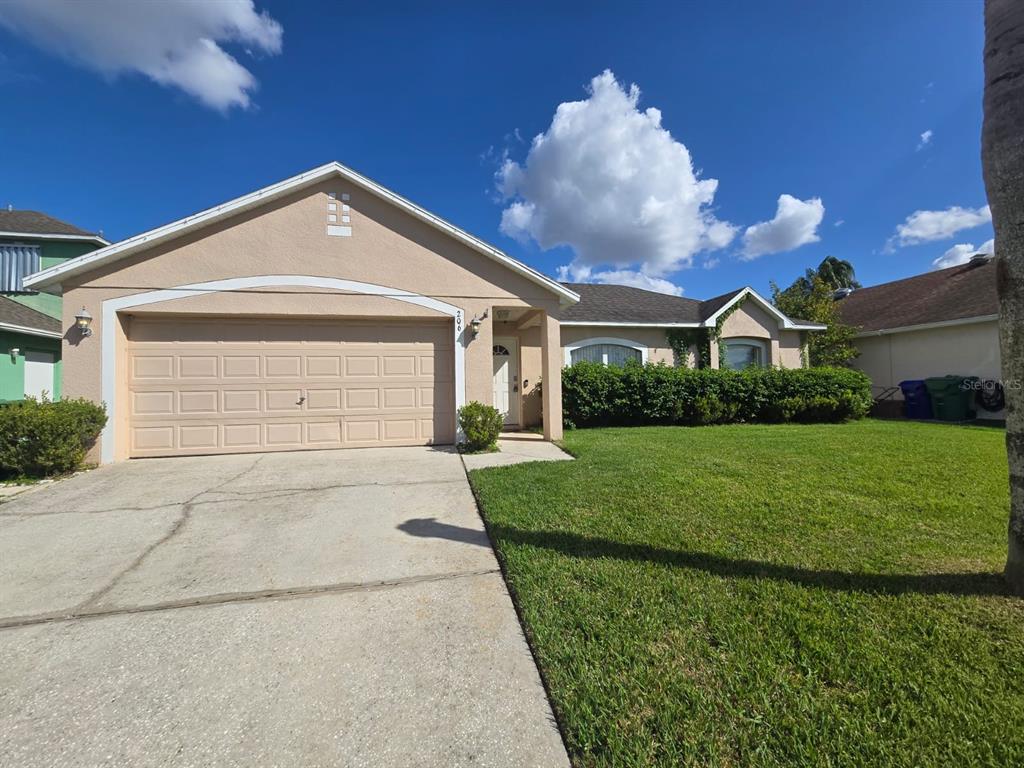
[223,356,260,378]
[265,356,302,377]
[223,390,261,413]
[224,423,261,448]
[180,425,219,450]
[306,356,342,377]
[306,389,342,410]
[132,391,174,416]
[133,426,175,452]
[179,391,218,414]
[265,389,303,412]
[133,356,174,379]
[306,421,342,445]
[126,318,454,457]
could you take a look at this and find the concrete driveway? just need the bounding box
[0,448,568,767]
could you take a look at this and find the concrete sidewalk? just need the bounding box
[0,447,569,767]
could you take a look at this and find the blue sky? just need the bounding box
[0,0,992,299]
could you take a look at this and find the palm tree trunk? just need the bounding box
[983,0,1024,594]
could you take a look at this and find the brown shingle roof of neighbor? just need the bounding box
[0,209,100,238]
[835,256,999,333]
[559,282,706,324]
[0,296,62,335]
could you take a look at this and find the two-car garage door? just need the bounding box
[125,317,454,458]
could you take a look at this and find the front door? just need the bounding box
[492,338,519,426]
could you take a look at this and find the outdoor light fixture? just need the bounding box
[75,307,93,337]
[9,348,18,362]
[469,309,489,337]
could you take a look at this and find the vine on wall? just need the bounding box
[665,295,749,369]
[666,328,710,368]
[713,295,747,368]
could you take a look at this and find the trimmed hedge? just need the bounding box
[0,398,107,478]
[562,362,872,428]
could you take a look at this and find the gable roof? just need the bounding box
[22,162,579,305]
[0,210,108,245]
[560,283,825,330]
[0,296,62,338]
[836,257,998,335]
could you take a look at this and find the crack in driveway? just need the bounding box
[73,455,269,611]
[0,477,466,518]
[0,568,500,630]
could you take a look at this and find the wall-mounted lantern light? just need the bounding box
[469,309,489,337]
[9,348,19,362]
[75,307,93,337]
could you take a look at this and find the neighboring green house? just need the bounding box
[0,209,107,401]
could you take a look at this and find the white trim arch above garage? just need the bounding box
[563,337,649,366]
[100,275,467,463]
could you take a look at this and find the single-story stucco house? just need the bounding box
[836,253,1004,419]
[24,162,821,462]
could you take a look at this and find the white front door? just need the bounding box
[24,351,55,400]
[492,337,519,426]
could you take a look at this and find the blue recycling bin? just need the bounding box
[899,380,933,420]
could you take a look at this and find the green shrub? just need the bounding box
[0,397,108,478]
[562,362,871,428]
[458,401,504,452]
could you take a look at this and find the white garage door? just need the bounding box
[125,317,454,458]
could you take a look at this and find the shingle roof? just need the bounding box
[835,257,998,333]
[559,283,705,323]
[0,209,100,238]
[698,289,745,321]
[0,297,61,335]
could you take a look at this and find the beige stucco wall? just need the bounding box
[853,320,1004,418]
[717,301,804,368]
[59,179,566,459]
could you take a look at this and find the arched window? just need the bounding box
[564,338,647,366]
[492,345,510,356]
[722,337,768,370]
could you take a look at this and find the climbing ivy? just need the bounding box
[666,328,710,368]
[665,294,748,369]
[713,295,747,368]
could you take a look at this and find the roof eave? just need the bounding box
[559,320,701,327]
[853,314,998,337]
[0,231,109,246]
[0,320,62,339]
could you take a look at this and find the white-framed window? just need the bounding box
[0,244,41,292]
[564,337,647,366]
[722,337,768,370]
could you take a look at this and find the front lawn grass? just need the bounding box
[467,420,1024,767]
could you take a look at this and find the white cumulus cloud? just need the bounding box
[916,129,933,151]
[740,194,825,259]
[557,265,683,296]
[932,238,994,270]
[0,0,282,111]
[890,204,991,248]
[497,70,736,285]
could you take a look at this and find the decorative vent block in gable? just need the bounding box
[326,191,352,237]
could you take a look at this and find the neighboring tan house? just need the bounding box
[836,254,1003,419]
[24,162,819,462]
[0,209,107,402]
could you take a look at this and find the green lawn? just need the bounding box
[468,420,1024,767]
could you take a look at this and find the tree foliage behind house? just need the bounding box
[772,257,860,367]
